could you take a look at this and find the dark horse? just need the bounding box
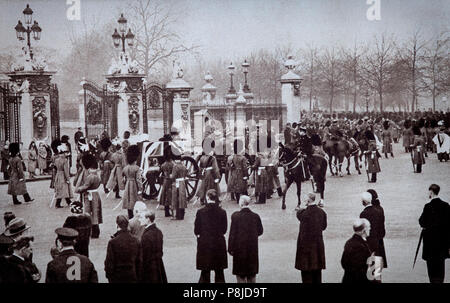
[323,138,350,177]
[278,143,327,209]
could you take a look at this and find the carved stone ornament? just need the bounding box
[148,89,161,108]
[32,96,47,139]
[128,96,140,134]
[181,103,189,122]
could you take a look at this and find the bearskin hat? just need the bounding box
[311,134,322,146]
[51,139,62,154]
[365,130,375,141]
[325,120,331,127]
[8,142,20,156]
[412,125,421,136]
[81,153,97,169]
[100,137,112,152]
[383,120,390,130]
[123,131,131,140]
[404,119,411,129]
[430,119,438,128]
[126,145,140,164]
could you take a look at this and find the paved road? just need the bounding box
[1,142,449,283]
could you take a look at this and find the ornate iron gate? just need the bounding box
[142,83,172,135]
[0,84,21,143]
[83,80,118,139]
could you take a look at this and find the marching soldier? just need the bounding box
[99,137,113,194]
[253,151,270,204]
[171,153,188,220]
[106,142,125,199]
[411,125,426,173]
[364,130,381,183]
[122,145,143,219]
[381,120,394,159]
[196,141,221,205]
[402,120,414,153]
[51,139,73,208]
[75,153,103,239]
[227,139,249,204]
[46,227,98,283]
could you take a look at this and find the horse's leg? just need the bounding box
[338,156,343,177]
[355,154,361,174]
[281,177,293,210]
[295,179,302,207]
[346,155,351,175]
[328,155,334,176]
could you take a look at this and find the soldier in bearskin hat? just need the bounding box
[411,125,426,173]
[122,145,143,219]
[171,152,189,220]
[7,143,34,205]
[51,139,74,208]
[227,139,249,204]
[106,141,126,199]
[364,130,381,183]
[75,153,103,238]
[99,137,113,194]
[196,140,221,205]
[159,144,175,217]
[381,120,394,159]
[402,119,414,153]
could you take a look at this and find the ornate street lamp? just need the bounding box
[14,4,42,59]
[242,59,250,93]
[112,13,134,53]
[227,62,236,94]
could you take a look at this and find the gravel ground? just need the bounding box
[1,142,449,283]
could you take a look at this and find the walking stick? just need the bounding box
[112,200,123,210]
[105,191,111,199]
[49,193,55,208]
[364,153,370,182]
[413,230,424,269]
[410,149,415,173]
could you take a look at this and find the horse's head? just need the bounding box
[278,143,296,164]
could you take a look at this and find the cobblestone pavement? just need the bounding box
[1,142,449,283]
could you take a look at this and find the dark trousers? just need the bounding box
[164,206,171,217]
[301,270,322,284]
[128,209,134,219]
[176,208,185,220]
[416,164,422,173]
[56,198,72,207]
[371,173,377,182]
[114,185,120,198]
[426,259,445,283]
[199,270,225,283]
[91,224,100,238]
[12,193,32,204]
[3,171,9,180]
[256,193,266,204]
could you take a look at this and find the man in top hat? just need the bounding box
[63,201,92,257]
[432,122,450,162]
[46,227,98,283]
[295,193,327,283]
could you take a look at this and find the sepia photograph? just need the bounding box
[0,0,449,294]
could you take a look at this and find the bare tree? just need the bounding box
[300,44,319,111]
[397,30,428,112]
[341,41,364,113]
[127,0,198,82]
[420,32,450,111]
[362,33,395,112]
[316,47,343,113]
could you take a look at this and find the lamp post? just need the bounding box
[112,13,135,53]
[242,59,250,93]
[14,4,42,60]
[228,62,236,94]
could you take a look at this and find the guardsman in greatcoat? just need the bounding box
[411,125,426,173]
[99,137,113,194]
[364,130,381,183]
[171,153,188,220]
[106,142,126,199]
[227,139,249,204]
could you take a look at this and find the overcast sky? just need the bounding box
[0,0,449,60]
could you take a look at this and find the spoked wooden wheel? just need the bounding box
[142,169,162,200]
[182,156,200,201]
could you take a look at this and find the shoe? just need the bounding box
[55,204,63,208]
[25,199,35,203]
[115,195,121,199]
[13,201,22,205]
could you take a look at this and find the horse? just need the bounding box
[278,143,310,209]
[344,137,362,175]
[355,132,369,163]
[323,138,350,177]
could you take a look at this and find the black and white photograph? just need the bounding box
[0,0,449,294]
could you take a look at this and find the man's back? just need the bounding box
[105,230,140,282]
[360,206,385,239]
[195,204,227,237]
[46,249,98,283]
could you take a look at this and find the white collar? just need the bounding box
[146,222,155,228]
[61,246,74,252]
[12,253,24,261]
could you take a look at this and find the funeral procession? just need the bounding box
[1,0,450,288]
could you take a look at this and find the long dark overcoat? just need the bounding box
[360,205,387,268]
[45,249,98,283]
[7,156,28,196]
[295,205,327,271]
[341,234,372,283]
[140,224,167,283]
[419,198,450,261]
[105,230,141,283]
[227,154,249,194]
[228,208,263,276]
[411,136,426,165]
[194,203,228,270]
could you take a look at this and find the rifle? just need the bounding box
[413,229,424,269]
[364,152,370,182]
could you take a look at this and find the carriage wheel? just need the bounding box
[142,170,162,200]
[182,156,200,201]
